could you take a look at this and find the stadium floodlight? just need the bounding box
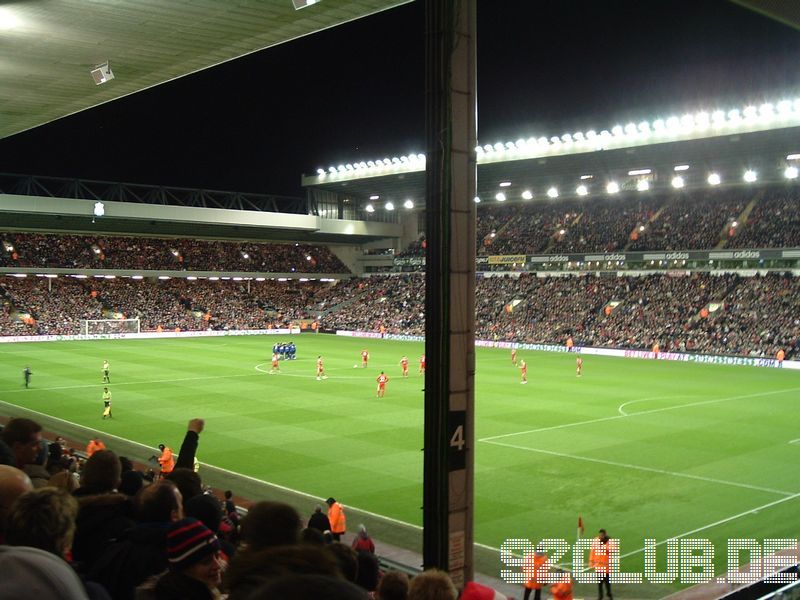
[628,168,651,176]
[743,106,758,119]
[573,131,585,141]
[316,168,325,176]
[474,196,481,203]
[550,136,561,145]
[365,204,375,213]
[787,154,800,161]
[576,185,589,196]
[624,123,637,136]
[547,187,559,198]
[385,202,395,211]
[187,276,197,281]
[521,190,533,200]
[400,155,409,163]
[731,221,738,228]
[580,174,593,180]
[242,252,249,259]
[674,164,690,171]
[694,112,710,128]
[561,133,573,144]
[611,125,624,137]
[367,160,375,167]
[499,181,511,187]
[711,110,726,125]
[495,192,507,202]
[639,225,646,232]
[652,119,665,132]
[370,195,380,200]
[559,229,566,235]
[403,199,414,209]
[777,100,793,115]
[727,109,741,122]
[328,167,336,174]
[760,103,774,118]
[671,176,685,189]
[537,137,549,147]
[494,142,505,152]
[743,170,757,183]
[606,181,620,194]
[483,144,493,153]
[637,180,650,192]
[665,116,680,132]
[785,166,799,180]
[158,276,171,280]
[708,172,721,185]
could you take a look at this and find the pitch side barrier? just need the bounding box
[336,330,800,370]
[0,327,300,343]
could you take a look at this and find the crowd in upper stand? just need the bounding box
[1,272,797,359]
[407,184,800,257]
[0,233,349,273]
[726,187,800,249]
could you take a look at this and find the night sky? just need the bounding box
[0,1,798,198]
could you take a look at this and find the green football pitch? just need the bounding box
[1,334,798,596]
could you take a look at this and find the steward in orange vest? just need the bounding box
[523,550,549,600]
[589,529,615,600]
[86,438,106,457]
[157,444,175,476]
[326,497,346,541]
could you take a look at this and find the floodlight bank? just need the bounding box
[311,96,800,183]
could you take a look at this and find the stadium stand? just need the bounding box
[1,271,797,359]
[0,232,350,274]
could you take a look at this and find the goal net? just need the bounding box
[81,318,141,336]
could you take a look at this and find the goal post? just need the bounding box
[80,318,141,336]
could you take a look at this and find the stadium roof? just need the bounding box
[0,0,410,141]
[302,102,800,207]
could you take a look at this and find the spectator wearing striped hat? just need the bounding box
[144,517,223,600]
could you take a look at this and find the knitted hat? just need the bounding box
[166,517,219,571]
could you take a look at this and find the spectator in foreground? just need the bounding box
[376,571,409,600]
[0,465,34,542]
[0,545,90,600]
[408,569,457,600]
[246,573,369,600]
[137,517,224,600]
[88,480,184,600]
[1,417,43,469]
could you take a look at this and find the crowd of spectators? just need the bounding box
[0,232,350,274]
[627,189,748,251]
[466,185,799,256]
[322,274,426,335]
[549,196,660,254]
[0,416,513,600]
[1,269,798,359]
[726,187,800,249]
